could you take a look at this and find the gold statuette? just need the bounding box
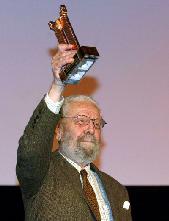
[48,5,99,84]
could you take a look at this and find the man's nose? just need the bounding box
[85,120,95,134]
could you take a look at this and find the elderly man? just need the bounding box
[16,44,132,221]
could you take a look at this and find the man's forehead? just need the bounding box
[67,101,100,115]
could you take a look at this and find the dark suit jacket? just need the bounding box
[16,99,132,221]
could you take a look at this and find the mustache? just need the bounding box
[77,134,96,143]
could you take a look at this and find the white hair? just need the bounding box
[60,95,100,116]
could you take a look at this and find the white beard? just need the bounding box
[59,132,100,165]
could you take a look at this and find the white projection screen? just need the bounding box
[0,0,169,185]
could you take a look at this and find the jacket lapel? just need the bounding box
[54,152,99,220]
[55,152,84,196]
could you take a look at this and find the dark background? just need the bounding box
[1,186,169,220]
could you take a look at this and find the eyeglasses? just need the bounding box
[61,114,107,129]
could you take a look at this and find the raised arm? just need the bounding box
[16,44,76,199]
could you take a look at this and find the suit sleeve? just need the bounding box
[16,98,61,199]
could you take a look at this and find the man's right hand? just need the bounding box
[48,44,77,102]
[51,44,77,86]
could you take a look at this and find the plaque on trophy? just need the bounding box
[48,5,99,84]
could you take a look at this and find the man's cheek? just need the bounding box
[95,132,101,142]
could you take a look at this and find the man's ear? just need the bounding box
[55,123,63,141]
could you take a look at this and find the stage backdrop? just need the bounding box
[0,0,169,185]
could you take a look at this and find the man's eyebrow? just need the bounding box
[76,114,101,119]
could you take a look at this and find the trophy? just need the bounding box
[48,5,99,84]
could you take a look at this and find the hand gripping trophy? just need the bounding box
[48,5,99,84]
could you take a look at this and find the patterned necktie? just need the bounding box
[80,169,101,221]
